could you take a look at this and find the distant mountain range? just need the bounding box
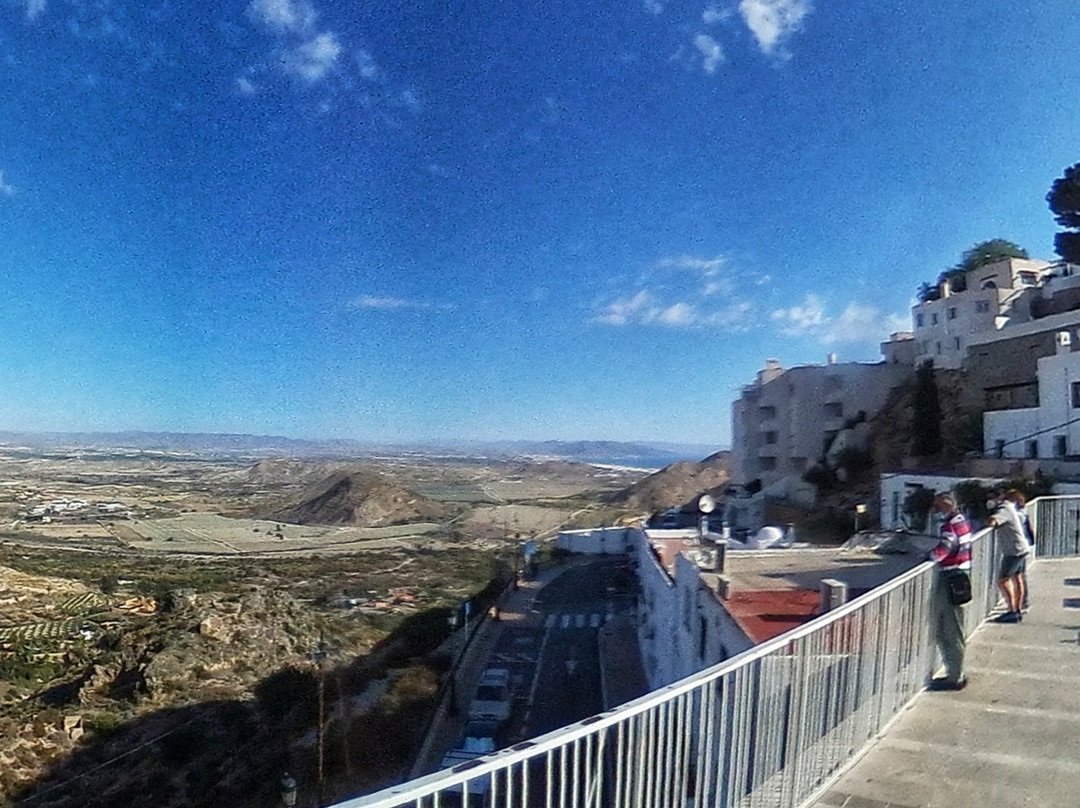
[0,430,721,464]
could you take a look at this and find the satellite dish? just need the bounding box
[698,494,716,514]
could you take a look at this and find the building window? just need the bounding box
[823,402,843,419]
[935,341,942,355]
[953,337,961,350]
[759,457,777,471]
[915,313,924,327]
[931,313,939,325]
[1027,440,1038,459]
[975,300,990,313]
[763,431,778,444]
[759,405,777,419]
[1019,271,1038,286]
[947,307,957,320]
[1071,381,1080,408]
[1055,436,1068,457]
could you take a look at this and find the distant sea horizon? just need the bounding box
[582,454,703,471]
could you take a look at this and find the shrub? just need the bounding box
[902,487,936,532]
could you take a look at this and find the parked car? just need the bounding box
[467,668,512,723]
[461,719,500,754]
[438,749,491,807]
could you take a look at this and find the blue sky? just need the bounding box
[1,0,1079,446]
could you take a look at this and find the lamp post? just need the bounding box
[854,503,868,533]
[447,611,460,715]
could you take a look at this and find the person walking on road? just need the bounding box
[928,493,972,691]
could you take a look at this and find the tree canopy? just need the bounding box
[916,239,1030,302]
[1048,163,1080,264]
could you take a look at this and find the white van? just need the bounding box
[467,668,512,723]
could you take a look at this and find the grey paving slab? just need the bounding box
[809,557,1080,808]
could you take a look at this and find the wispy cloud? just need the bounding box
[702,6,728,24]
[738,0,812,55]
[593,291,753,330]
[693,34,724,74]
[0,170,16,198]
[822,304,909,345]
[770,293,826,334]
[246,0,342,85]
[655,254,727,275]
[592,254,760,330]
[247,0,316,36]
[771,294,907,344]
[351,295,452,311]
[25,0,45,21]
[281,32,341,82]
[236,76,260,96]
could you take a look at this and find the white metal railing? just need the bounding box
[331,498,1069,808]
[1029,496,1080,558]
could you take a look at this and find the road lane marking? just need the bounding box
[545,614,556,629]
[560,614,570,628]
[575,614,586,628]
[589,613,601,628]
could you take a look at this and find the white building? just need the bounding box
[985,330,1080,460]
[730,356,910,496]
[911,257,1053,369]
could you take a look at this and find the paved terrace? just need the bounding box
[810,556,1080,808]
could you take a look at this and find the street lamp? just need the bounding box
[280,772,298,808]
[854,503,868,533]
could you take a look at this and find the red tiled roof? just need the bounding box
[723,589,821,644]
[649,538,694,576]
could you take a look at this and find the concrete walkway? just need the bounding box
[810,556,1080,808]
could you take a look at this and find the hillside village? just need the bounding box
[721,244,1080,540]
[2,245,1080,806]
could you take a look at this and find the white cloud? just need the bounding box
[771,295,908,345]
[702,6,727,24]
[25,0,45,21]
[593,290,654,326]
[593,289,755,330]
[282,32,341,82]
[822,304,909,345]
[355,48,379,80]
[247,0,316,36]
[738,0,811,54]
[643,0,665,14]
[693,34,723,74]
[236,76,259,95]
[0,170,16,197]
[655,254,727,275]
[771,293,826,334]
[352,295,450,311]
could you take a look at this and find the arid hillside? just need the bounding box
[269,469,455,527]
[604,451,731,512]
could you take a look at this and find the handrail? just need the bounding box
[331,497,1075,808]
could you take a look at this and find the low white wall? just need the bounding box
[556,527,633,555]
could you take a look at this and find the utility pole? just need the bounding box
[310,637,329,807]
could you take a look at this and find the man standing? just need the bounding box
[989,490,1029,623]
[928,493,972,691]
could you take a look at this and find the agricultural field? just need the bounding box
[0,443,653,807]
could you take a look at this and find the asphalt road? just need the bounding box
[489,557,636,743]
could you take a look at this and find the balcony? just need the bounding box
[334,497,1080,808]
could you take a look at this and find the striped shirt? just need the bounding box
[930,510,973,570]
